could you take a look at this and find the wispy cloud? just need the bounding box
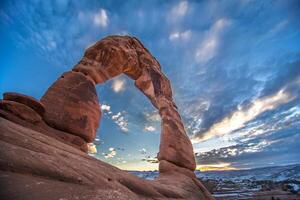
[112,112,129,132]
[100,103,129,132]
[144,111,161,122]
[103,147,117,159]
[195,18,230,64]
[139,148,147,154]
[169,1,188,21]
[144,125,156,132]
[93,9,108,27]
[192,89,295,143]
[169,30,191,41]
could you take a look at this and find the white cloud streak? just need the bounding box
[112,112,129,132]
[169,30,191,41]
[168,1,188,22]
[195,18,230,64]
[100,103,129,132]
[93,9,108,27]
[192,89,295,143]
[144,125,156,132]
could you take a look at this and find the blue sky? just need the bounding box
[0,0,299,171]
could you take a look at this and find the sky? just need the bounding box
[0,0,300,171]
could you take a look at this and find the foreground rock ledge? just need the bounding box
[0,35,214,199]
[0,118,212,199]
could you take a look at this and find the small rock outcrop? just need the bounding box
[0,35,214,200]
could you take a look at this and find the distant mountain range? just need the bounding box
[129,164,300,182]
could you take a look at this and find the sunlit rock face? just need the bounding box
[0,36,214,200]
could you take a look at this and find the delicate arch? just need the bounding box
[41,36,196,173]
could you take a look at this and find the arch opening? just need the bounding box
[95,74,161,171]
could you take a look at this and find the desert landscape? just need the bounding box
[1,1,299,199]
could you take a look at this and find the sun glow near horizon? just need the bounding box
[196,162,238,172]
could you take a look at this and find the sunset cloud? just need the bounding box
[192,89,295,143]
[196,162,237,171]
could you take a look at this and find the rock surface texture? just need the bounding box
[0,35,214,200]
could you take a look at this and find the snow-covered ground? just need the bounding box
[129,164,300,182]
[128,164,300,199]
[195,164,300,182]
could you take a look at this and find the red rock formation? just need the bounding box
[73,36,196,171]
[41,71,101,142]
[0,35,214,199]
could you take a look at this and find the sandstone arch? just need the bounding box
[0,35,214,199]
[41,35,196,172]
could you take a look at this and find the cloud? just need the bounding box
[169,1,188,21]
[144,125,156,132]
[93,9,108,27]
[169,30,191,41]
[100,103,129,132]
[87,143,97,154]
[144,111,161,122]
[103,147,117,159]
[192,89,295,143]
[111,112,129,132]
[195,18,230,64]
[193,133,300,169]
[196,162,237,171]
[101,104,111,111]
[112,78,126,93]
[142,156,158,164]
[139,148,147,154]
[269,20,289,35]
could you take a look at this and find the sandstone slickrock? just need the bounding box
[0,100,42,124]
[3,92,45,117]
[0,35,214,199]
[0,100,88,153]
